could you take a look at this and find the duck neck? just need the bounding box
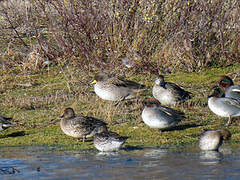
[160,81,166,88]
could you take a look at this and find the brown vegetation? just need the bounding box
[0,0,239,73]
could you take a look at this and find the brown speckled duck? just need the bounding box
[94,131,128,152]
[60,108,108,142]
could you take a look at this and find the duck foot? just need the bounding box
[225,117,232,126]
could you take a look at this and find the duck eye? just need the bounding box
[220,81,229,88]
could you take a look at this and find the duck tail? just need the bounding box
[1,122,14,130]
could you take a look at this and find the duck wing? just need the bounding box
[226,85,240,100]
[158,105,185,116]
[108,131,129,141]
[166,82,191,101]
[222,97,240,108]
[84,116,107,129]
[158,105,185,121]
[109,77,145,90]
[70,116,107,136]
[231,85,240,92]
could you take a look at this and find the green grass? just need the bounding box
[1,63,240,150]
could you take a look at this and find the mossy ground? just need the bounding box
[1,63,240,151]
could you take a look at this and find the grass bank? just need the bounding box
[1,63,240,150]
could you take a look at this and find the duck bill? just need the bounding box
[91,80,97,85]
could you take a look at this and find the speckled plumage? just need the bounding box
[152,75,191,106]
[199,129,231,151]
[94,131,128,152]
[141,99,184,130]
[60,108,108,142]
[92,72,145,101]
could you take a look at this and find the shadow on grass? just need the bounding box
[77,138,94,143]
[162,124,202,132]
[4,131,26,138]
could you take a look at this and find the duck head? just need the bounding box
[218,75,234,91]
[208,87,224,98]
[91,72,111,84]
[60,108,76,119]
[217,129,231,140]
[155,75,165,86]
[95,125,108,134]
[143,98,161,108]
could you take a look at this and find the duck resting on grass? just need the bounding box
[208,87,240,126]
[91,72,146,102]
[60,108,108,142]
[152,75,191,106]
[141,99,185,130]
[218,75,240,100]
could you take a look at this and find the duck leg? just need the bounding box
[82,136,86,142]
[114,94,129,106]
[114,101,121,107]
[226,116,232,126]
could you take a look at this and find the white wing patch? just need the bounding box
[232,88,240,92]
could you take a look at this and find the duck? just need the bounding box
[60,108,108,142]
[94,131,128,152]
[152,75,191,106]
[208,87,240,126]
[141,99,185,130]
[199,129,231,151]
[218,75,240,100]
[0,115,14,132]
[91,72,145,101]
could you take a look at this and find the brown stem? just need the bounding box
[4,11,28,48]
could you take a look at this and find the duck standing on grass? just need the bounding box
[141,99,185,130]
[208,87,240,126]
[0,115,14,132]
[218,75,240,100]
[152,75,191,106]
[91,72,146,101]
[94,131,128,152]
[199,129,231,151]
[60,108,108,142]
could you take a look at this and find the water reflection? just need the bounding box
[199,151,223,165]
[143,148,168,158]
[95,151,120,160]
[219,145,233,155]
[0,145,239,179]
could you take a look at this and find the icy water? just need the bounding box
[0,145,240,180]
